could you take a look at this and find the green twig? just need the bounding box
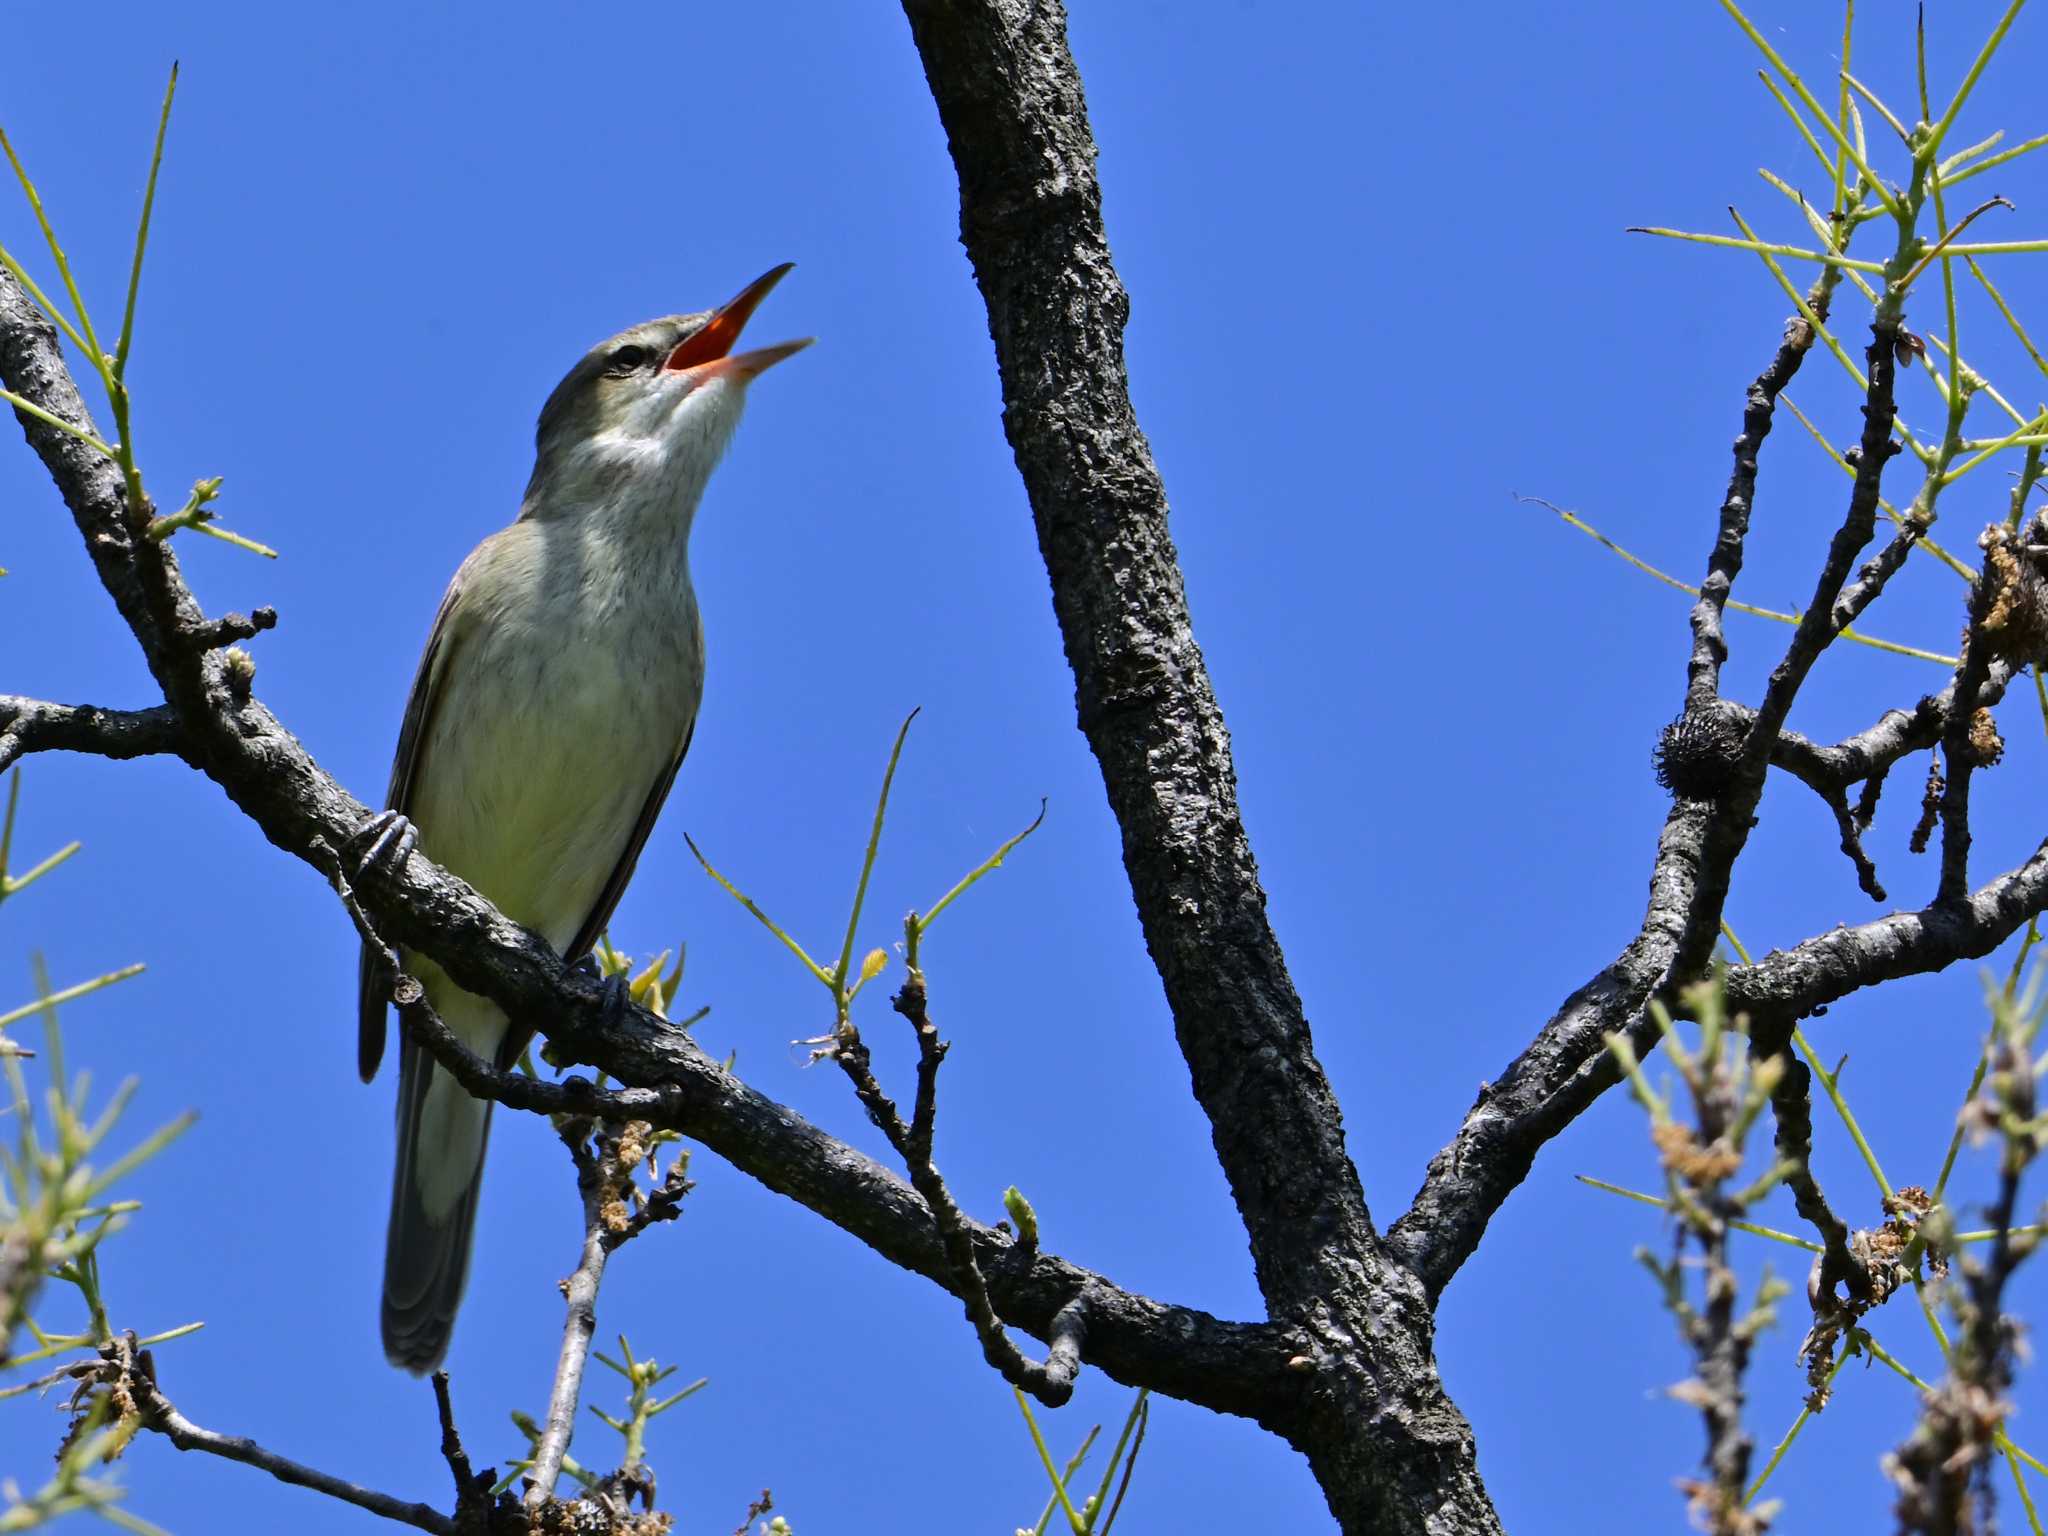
[1521,495,1954,663]
[114,65,178,380]
[913,799,1047,948]
[834,709,918,995]
[683,832,834,992]
[0,387,114,456]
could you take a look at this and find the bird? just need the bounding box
[352,265,811,1373]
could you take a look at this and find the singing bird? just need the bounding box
[354,266,811,1372]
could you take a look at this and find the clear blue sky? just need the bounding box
[5,2,2048,1530]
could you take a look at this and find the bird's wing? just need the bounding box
[356,575,471,1083]
[565,719,695,968]
[488,719,696,1068]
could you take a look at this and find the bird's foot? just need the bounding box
[345,809,418,885]
[597,971,633,1028]
[571,955,635,1028]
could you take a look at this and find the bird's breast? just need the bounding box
[408,520,702,953]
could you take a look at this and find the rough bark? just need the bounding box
[897,2,1497,1529]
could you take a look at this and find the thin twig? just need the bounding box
[832,956,1087,1406]
[1687,304,1828,709]
[128,1339,454,1534]
[524,1126,613,1509]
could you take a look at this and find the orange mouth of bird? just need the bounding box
[663,263,812,381]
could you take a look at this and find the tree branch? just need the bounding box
[831,960,1084,1405]
[1761,663,2014,798]
[0,695,189,775]
[1937,552,2003,903]
[1687,307,1824,709]
[1387,799,1711,1295]
[1394,834,2048,1301]
[1724,839,2048,1022]
[127,1340,454,1534]
[900,0,1365,1322]
[897,3,1498,1530]
[387,974,1300,1426]
[429,1371,495,1531]
[1392,316,1907,1302]
[523,1125,621,1508]
[520,1111,690,1508]
[1731,660,2017,901]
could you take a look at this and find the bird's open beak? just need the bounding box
[663,263,813,382]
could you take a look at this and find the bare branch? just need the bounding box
[1394,316,1911,1301]
[183,604,276,653]
[831,962,1085,1405]
[1768,1059,1867,1306]
[523,1141,607,1506]
[0,694,188,775]
[1725,840,2048,1025]
[905,0,1362,1316]
[1763,663,2015,796]
[1688,307,1826,708]
[429,1371,491,1528]
[524,1113,684,1507]
[127,1339,454,1534]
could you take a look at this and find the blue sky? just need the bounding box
[6,2,2048,1531]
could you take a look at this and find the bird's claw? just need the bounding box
[598,971,632,1028]
[571,955,634,1028]
[346,809,419,884]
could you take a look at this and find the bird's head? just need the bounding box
[526,263,810,511]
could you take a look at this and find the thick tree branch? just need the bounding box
[900,0,1367,1320]
[1387,801,1710,1295]
[398,984,1264,1410]
[898,3,1498,1531]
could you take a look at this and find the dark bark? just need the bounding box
[1687,309,1820,709]
[0,696,190,774]
[896,2,1495,1530]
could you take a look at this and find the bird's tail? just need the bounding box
[381,1032,493,1374]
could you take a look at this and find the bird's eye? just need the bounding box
[605,344,652,377]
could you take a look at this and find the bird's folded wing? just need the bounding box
[495,720,695,1066]
[357,576,471,1083]
[566,719,694,970]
